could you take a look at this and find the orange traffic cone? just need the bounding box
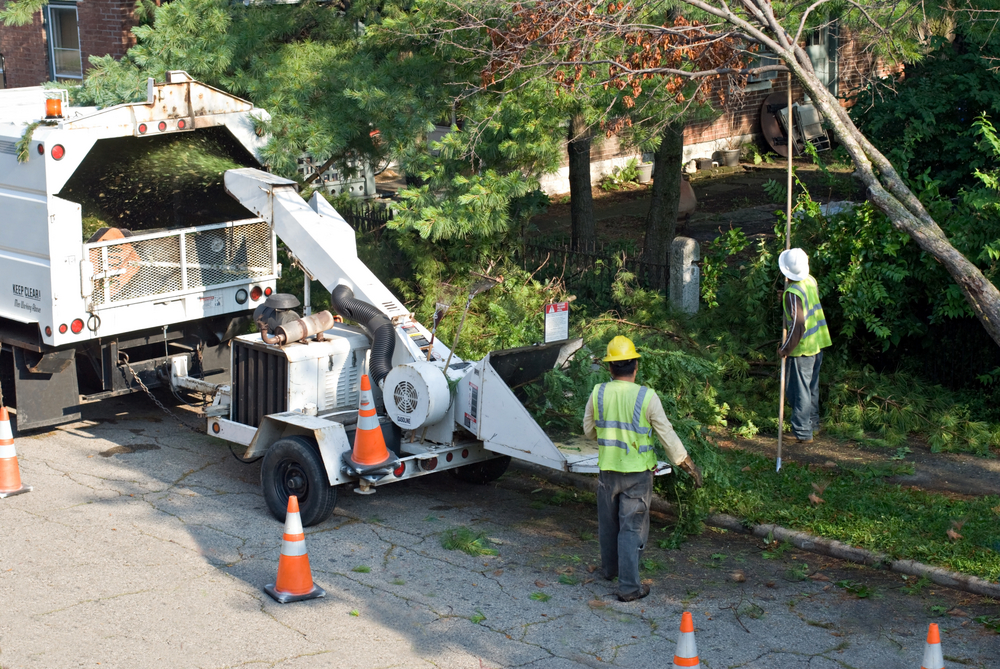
[921,623,944,669]
[0,406,31,499]
[264,495,325,603]
[673,611,700,668]
[345,374,395,472]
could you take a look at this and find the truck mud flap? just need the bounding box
[12,348,82,430]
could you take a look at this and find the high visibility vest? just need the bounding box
[591,381,657,473]
[783,276,832,357]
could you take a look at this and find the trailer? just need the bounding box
[168,168,672,526]
[0,72,281,430]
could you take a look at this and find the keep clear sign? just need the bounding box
[544,301,570,343]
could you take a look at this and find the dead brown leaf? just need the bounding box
[535,580,547,588]
[729,570,746,583]
[948,608,969,617]
[809,573,831,582]
[947,529,963,541]
[808,493,825,505]
[588,599,608,608]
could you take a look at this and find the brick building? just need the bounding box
[539,23,877,195]
[0,0,138,89]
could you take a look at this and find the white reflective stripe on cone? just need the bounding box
[0,445,16,459]
[357,412,380,431]
[0,424,12,441]
[674,631,699,667]
[921,647,944,669]
[284,510,304,536]
[281,539,308,557]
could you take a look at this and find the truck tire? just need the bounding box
[449,455,511,485]
[261,436,337,527]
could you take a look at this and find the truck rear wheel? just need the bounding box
[449,455,511,485]
[261,436,337,527]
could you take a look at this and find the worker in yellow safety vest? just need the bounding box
[583,335,703,602]
[777,248,833,444]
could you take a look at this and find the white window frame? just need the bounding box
[46,2,83,80]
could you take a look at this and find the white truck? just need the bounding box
[168,167,671,526]
[0,72,279,430]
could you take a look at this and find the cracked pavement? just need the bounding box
[1,395,997,668]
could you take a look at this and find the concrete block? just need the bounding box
[669,236,700,315]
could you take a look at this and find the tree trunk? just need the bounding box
[782,48,1000,349]
[641,122,684,291]
[568,114,595,251]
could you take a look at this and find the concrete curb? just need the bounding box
[509,461,1000,599]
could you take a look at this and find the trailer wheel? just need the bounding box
[261,436,337,527]
[449,455,511,485]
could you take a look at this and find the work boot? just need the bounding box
[796,437,814,444]
[617,584,650,602]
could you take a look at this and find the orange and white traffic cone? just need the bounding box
[345,374,395,472]
[921,623,945,669]
[673,611,700,668]
[263,495,325,604]
[0,406,31,499]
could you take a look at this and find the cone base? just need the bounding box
[0,484,32,499]
[345,454,398,475]
[264,582,326,604]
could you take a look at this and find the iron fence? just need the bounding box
[339,200,393,239]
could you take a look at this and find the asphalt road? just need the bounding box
[1,394,997,668]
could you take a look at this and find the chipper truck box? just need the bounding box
[0,72,279,430]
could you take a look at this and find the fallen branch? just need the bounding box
[585,317,699,348]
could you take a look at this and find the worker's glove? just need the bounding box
[678,456,704,489]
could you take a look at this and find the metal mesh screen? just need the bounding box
[87,220,272,308]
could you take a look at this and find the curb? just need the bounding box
[509,461,1000,599]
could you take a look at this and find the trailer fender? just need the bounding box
[244,412,352,486]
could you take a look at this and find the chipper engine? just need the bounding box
[169,169,673,527]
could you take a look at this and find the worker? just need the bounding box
[583,335,703,602]
[777,248,832,444]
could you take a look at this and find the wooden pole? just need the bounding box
[777,71,794,473]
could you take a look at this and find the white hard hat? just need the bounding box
[778,248,810,281]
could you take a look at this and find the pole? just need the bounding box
[777,71,794,473]
[304,273,312,316]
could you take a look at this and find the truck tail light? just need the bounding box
[51,145,65,160]
[235,289,248,304]
[37,144,44,155]
[70,319,84,334]
[420,457,438,472]
[250,286,262,301]
[138,123,147,134]
[45,326,52,336]
[446,452,454,462]
[158,121,167,132]
[177,119,187,129]
[264,287,273,296]
[393,462,406,477]
[58,324,68,334]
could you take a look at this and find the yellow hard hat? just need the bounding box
[603,335,641,362]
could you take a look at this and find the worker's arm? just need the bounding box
[646,392,703,487]
[583,395,597,440]
[778,292,805,357]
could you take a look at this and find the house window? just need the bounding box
[46,3,83,80]
[748,52,779,84]
[806,22,839,97]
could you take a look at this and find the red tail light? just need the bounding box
[51,145,65,160]
[264,287,273,296]
[70,318,84,334]
[58,324,68,334]
[421,457,438,471]
[44,326,52,336]
[37,144,44,155]
[250,286,263,301]
[158,121,167,132]
[138,123,147,134]
[177,119,187,130]
[393,462,406,477]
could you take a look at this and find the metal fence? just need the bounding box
[520,240,668,306]
[339,200,393,240]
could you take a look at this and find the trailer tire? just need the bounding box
[449,455,511,485]
[261,436,337,527]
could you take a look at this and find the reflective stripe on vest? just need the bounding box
[783,276,832,357]
[595,384,653,437]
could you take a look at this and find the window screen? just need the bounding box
[47,4,82,79]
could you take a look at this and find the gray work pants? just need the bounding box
[597,469,652,597]
[786,351,823,440]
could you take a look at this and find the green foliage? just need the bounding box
[352,565,371,573]
[743,143,777,165]
[599,159,641,192]
[853,27,1000,195]
[440,527,498,556]
[529,591,551,602]
[470,610,487,624]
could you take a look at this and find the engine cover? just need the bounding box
[383,362,450,430]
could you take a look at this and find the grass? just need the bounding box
[558,574,579,585]
[529,591,551,602]
[703,449,1000,581]
[352,565,371,573]
[470,610,486,624]
[441,527,499,556]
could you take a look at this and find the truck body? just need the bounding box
[0,72,280,429]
